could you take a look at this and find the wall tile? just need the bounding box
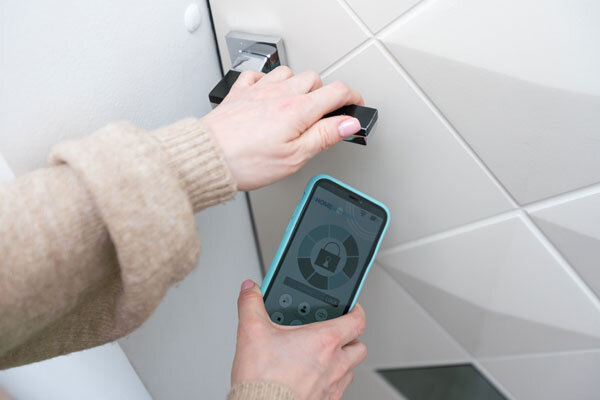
[480,350,600,400]
[345,0,421,32]
[250,43,513,264]
[530,192,600,299]
[381,0,600,203]
[344,366,406,400]
[359,264,468,369]
[209,0,368,73]
[379,217,600,357]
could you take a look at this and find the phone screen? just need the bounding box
[263,178,387,325]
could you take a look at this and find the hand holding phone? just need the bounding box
[261,175,389,325]
[231,280,367,399]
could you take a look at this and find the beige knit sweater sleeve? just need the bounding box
[0,119,298,400]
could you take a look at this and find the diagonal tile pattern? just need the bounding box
[480,350,600,400]
[358,264,468,369]
[344,0,421,32]
[381,0,600,204]
[249,43,513,263]
[379,217,600,357]
[530,192,600,299]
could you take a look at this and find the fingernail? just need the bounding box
[338,118,361,138]
[240,279,254,292]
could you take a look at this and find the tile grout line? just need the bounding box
[383,257,600,363]
[319,38,375,78]
[376,36,600,311]
[337,0,600,315]
[335,0,600,393]
[322,0,432,79]
[379,28,600,310]
[477,346,600,364]
[334,0,373,36]
[335,0,596,232]
[377,210,520,256]
[524,180,600,212]
[375,0,437,38]
[378,265,518,400]
[380,248,600,395]
[373,358,473,371]
[334,0,372,37]
[378,180,600,257]
[518,212,600,312]
[373,40,519,209]
[338,0,600,216]
[337,0,520,210]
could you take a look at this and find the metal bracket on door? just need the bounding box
[226,31,286,73]
[208,31,378,145]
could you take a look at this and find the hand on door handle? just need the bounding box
[209,70,378,145]
[201,68,366,191]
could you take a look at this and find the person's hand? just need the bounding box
[231,280,367,400]
[201,67,364,191]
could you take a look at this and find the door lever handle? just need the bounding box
[207,32,378,145]
[209,70,378,145]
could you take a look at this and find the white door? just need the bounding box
[0,1,262,399]
[209,1,600,399]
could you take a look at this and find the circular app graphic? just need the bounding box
[278,293,292,308]
[315,308,328,321]
[270,312,284,324]
[297,224,359,290]
[297,301,311,316]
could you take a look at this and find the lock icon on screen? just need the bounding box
[315,242,341,273]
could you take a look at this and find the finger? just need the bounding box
[294,115,361,159]
[237,279,269,323]
[231,70,265,89]
[257,65,294,84]
[282,70,322,94]
[318,303,366,347]
[342,340,367,370]
[305,80,364,121]
[337,370,355,396]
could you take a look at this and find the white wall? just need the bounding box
[1,1,262,399]
[210,0,600,399]
[0,341,151,400]
[0,0,221,175]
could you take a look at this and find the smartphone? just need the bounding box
[261,174,390,325]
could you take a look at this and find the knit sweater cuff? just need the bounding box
[228,381,299,400]
[150,118,237,212]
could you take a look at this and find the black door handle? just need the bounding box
[209,70,378,145]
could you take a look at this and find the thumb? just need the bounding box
[237,279,269,323]
[297,116,361,160]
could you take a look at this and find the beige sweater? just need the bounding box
[0,119,298,400]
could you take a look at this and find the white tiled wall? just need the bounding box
[210,0,600,398]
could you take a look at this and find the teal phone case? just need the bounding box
[260,174,390,312]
